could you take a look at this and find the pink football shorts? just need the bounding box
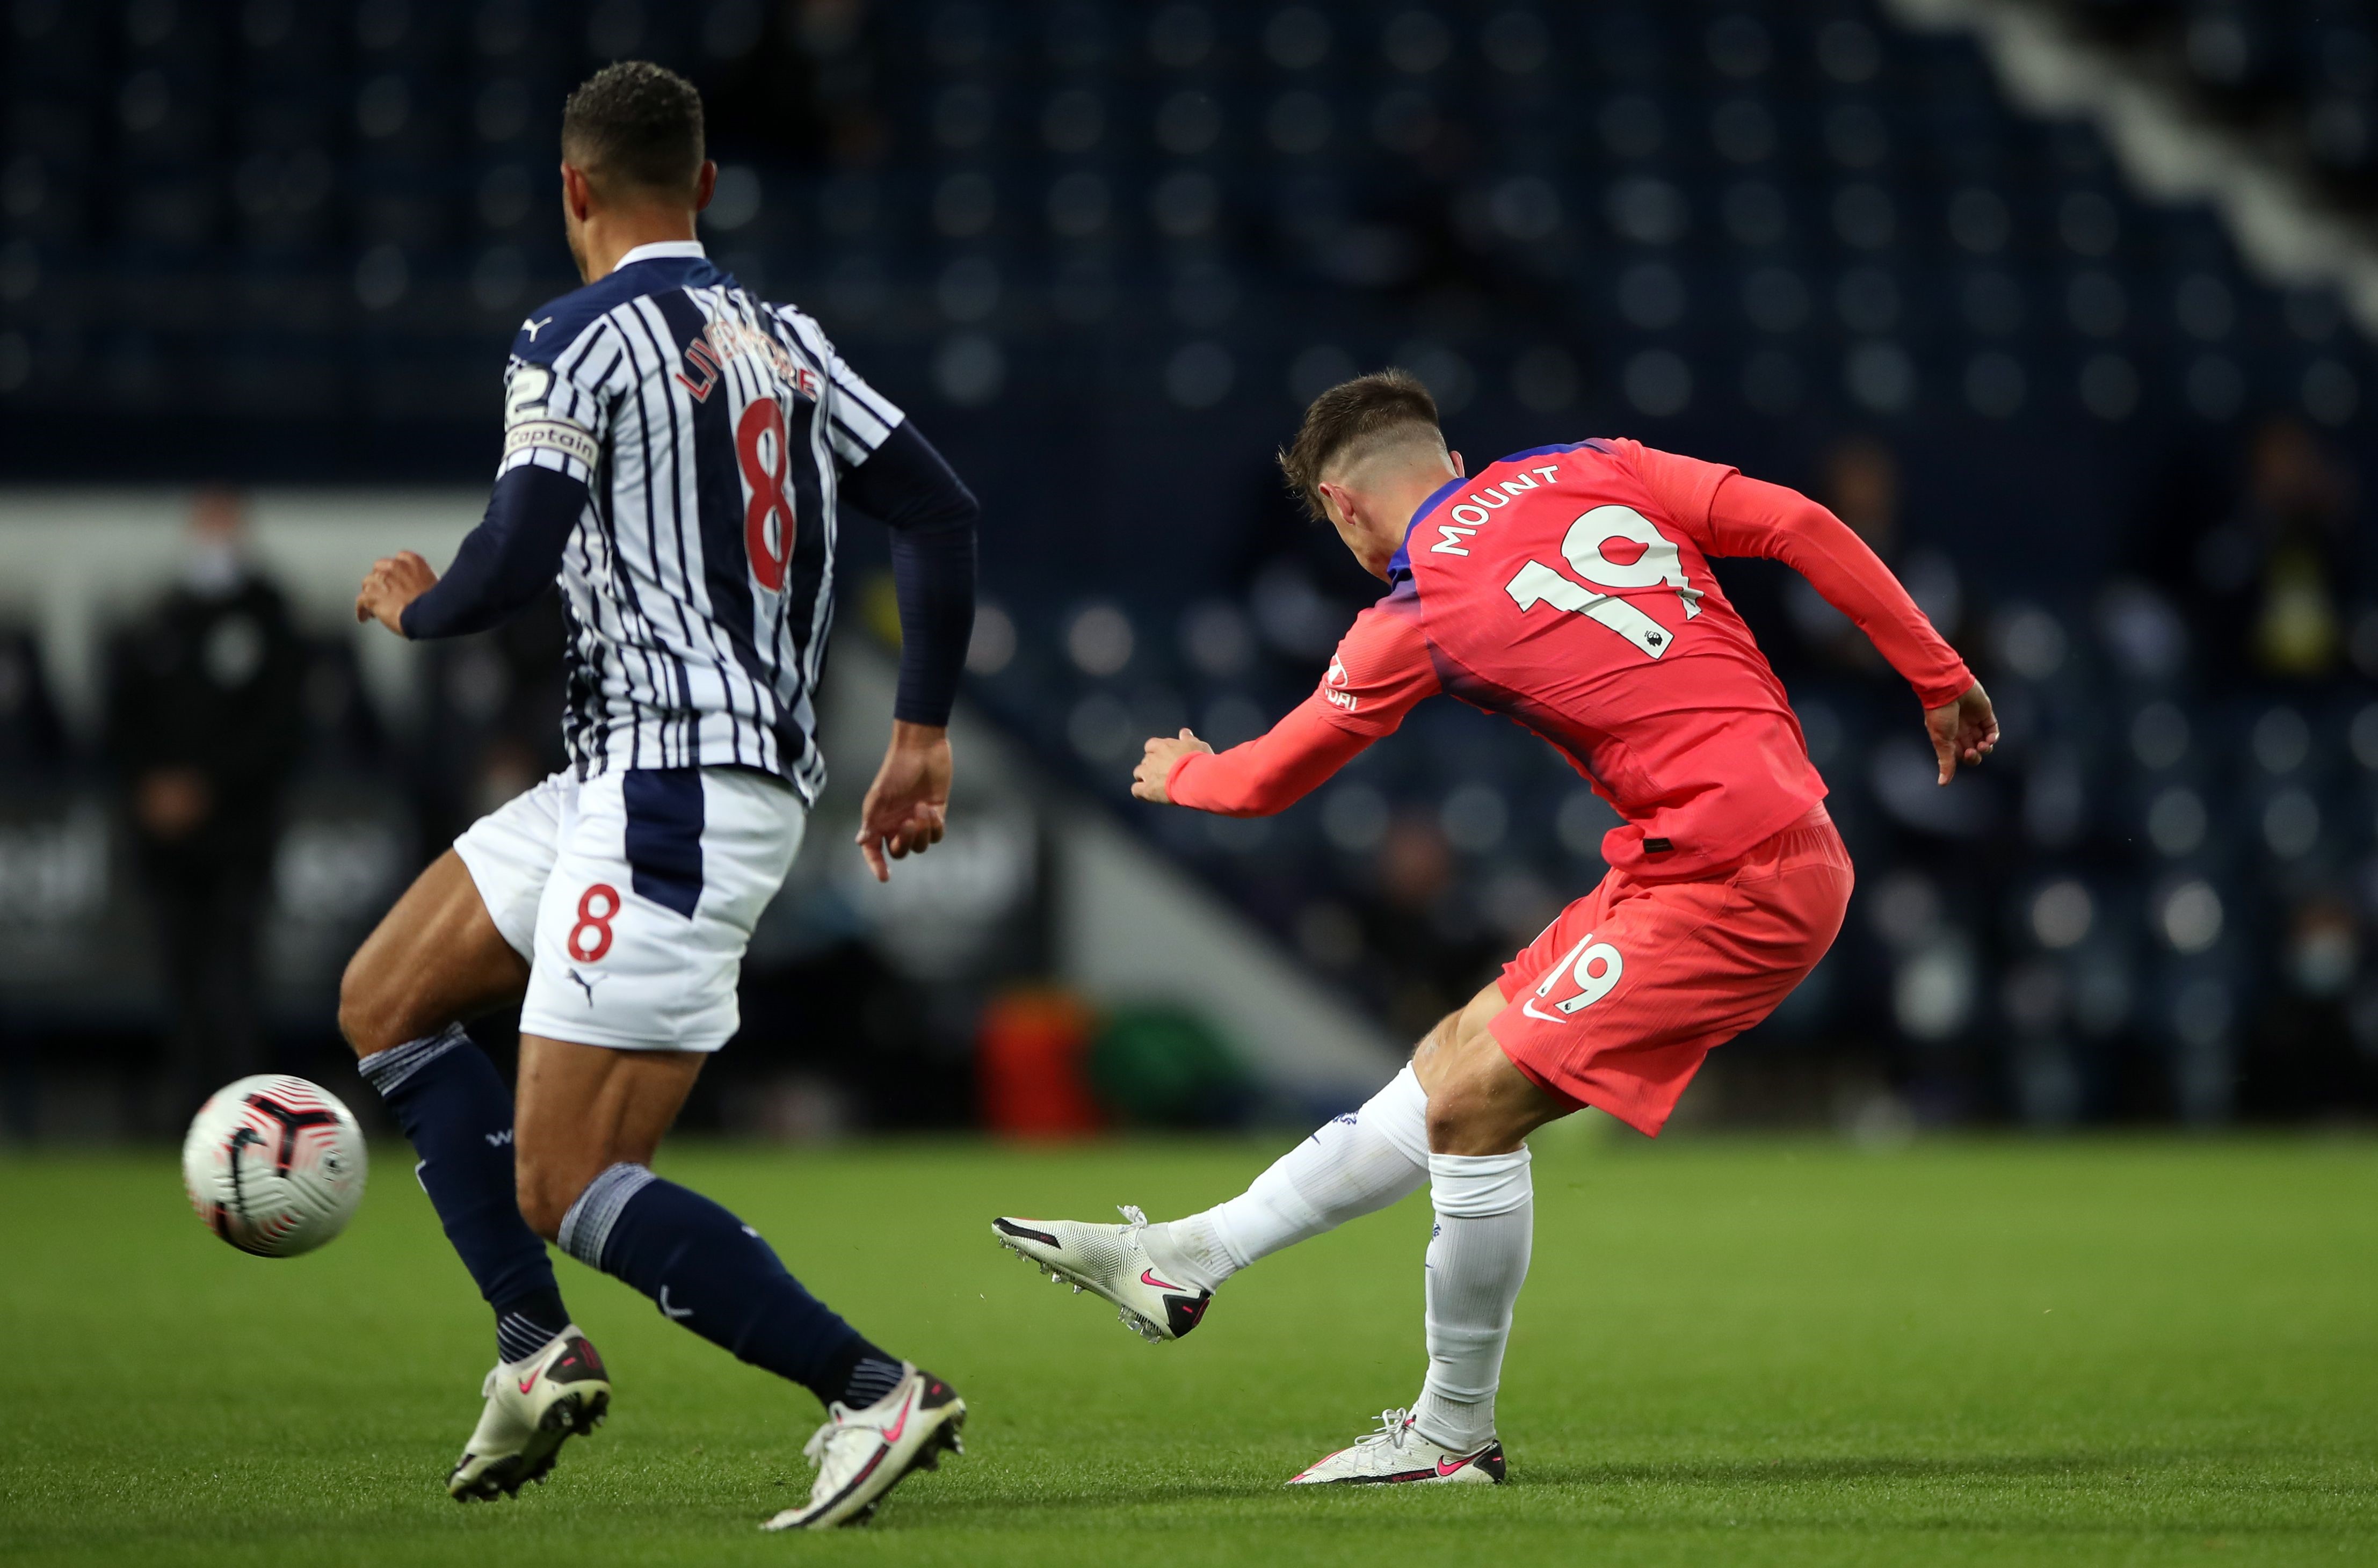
[1490,804,1853,1136]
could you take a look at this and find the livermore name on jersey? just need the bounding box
[501,241,902,801]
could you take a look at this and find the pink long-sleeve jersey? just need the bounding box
[1168,438,1973,878]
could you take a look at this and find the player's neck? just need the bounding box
[576,209,701,282]
[1367,467,1461,564]
[1378,467,1456,530]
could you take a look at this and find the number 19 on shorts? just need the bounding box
[1521,933,1623,1023]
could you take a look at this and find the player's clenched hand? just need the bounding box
[1926,681,2000,785]
[354,551,438,636]
[1132,729,1214,805]
[855,721,951,883]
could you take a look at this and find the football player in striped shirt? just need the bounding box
[344,63,970,1529]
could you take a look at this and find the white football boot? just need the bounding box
[1285,1408,1506,1487]
[447,1327,612,1500]
[990,1204,1214,1344]
[762,1364,966,1531]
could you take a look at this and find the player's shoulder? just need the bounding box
[1354,569,1426,631]
[509,274,640,367]
[753,295,837,360]
[506,253,740,367]
[1477,438,1634,476]
[1321,575,1431,693]
[1459,439,1655,505]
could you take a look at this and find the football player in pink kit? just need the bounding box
[994,371,1997,1485]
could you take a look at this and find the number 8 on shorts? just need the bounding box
[568,884,620,963]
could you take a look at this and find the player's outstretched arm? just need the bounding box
[854,720,951,882]
[1139,705,1380,816]
[1147,603,1437,815]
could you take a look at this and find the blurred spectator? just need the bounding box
[2138,415,2358,685]
[2242,895,2374,1117]
[0,628,65,775]
[2238,418,2356,679]
[1358,812,1499,1041]
[415,590,568,846]
[708,0,889,167]
[290,636,389,774]
[1726,436,1967,695]
[104,490,302,1116]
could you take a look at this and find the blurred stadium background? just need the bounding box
[1,0,2374,1145]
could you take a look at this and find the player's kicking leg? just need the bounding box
[992,982,1543,1485]
[991,1044,1437,1340]
[1007,810,1853,1486]
[339,841,613,1501]
[1281,813,1853,1484]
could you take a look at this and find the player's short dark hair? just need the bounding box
[1277,369,1442,522]
[561,61,706,200]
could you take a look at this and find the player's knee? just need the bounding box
[1425,1041,1543,1156]
[1424,1076,1498,1156]
[513,1156,583,1243]
[335,953,400,1059]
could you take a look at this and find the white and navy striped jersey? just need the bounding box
[494,239,900,803]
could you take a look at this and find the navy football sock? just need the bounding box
[820,1337,910,1411]
[358,1027,571,1364]
[558,1163,897,1409]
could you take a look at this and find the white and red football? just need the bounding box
[180,1075,368,1257]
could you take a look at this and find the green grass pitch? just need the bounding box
[2,1132,2373,1566]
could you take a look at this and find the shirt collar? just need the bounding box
[611,239,707,271]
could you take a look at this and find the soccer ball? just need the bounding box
[182,1075,368,1257]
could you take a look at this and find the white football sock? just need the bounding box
[1142,1066,1430,1292]
[1411,1148,1533,1453]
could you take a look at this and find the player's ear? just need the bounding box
[560,163,592,222]
[1448,449,1465,477]
[692,161,717,212]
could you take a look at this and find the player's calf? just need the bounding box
[345,862,582,1472]
[359,1028,581,1421]
[515,1036,941,1503]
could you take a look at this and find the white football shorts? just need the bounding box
[454,765,804,1052]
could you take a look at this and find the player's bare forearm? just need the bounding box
[1132,730,1214,805]
[1926,682,1999,785]
[854,720,951,882]
[353,551,438,637]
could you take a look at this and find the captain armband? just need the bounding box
[502,417,600,467]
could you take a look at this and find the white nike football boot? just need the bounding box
[762,1363,966,1531]
[447,1327,612,1500]
[1285,1409,1506,1487]
[990,1204,1213,1344]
